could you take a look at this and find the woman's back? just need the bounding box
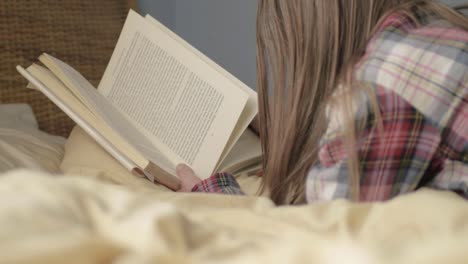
[178,1,467,205]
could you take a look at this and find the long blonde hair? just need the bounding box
[257,0,468,205]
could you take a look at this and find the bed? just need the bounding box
[1,1,467,262]
[0,105,467,264]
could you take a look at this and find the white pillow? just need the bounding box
[62,126,264,195]
[0,104,65,174]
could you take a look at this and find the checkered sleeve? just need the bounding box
[306,12,468,202]
[191,173,245,195]
[306,87,443,202]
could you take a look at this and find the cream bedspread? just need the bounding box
[0,169,467,264]
[1,125,467,264]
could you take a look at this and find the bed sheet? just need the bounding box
[0,169,467,264]
[26,125,465,264]
[0,104,65,173]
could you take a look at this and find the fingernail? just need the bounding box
[176,164,188,174]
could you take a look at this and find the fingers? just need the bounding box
[176,164,202,192]
[176,163,195,177]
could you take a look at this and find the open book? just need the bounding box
[17,10,261,190]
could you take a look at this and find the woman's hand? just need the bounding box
[176,164,202,192]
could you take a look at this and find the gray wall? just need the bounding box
[137,0,175,29]
[174,1,257,89]
[137,0,466,90]
[136,0,257,89]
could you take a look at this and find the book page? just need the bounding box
[99,10,250,178]
[217,129,262,174]
[143,15,259,170]
[37,56,176,178]
[23,64,148,170]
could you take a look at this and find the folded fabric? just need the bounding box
[0,104,65,173]
[0,169,467,264]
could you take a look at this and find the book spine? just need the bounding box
[16,66,140,174]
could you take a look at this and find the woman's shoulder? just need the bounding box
[355,11,467,130]
[365,11,468,55]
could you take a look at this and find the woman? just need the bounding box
[176,0,468,205]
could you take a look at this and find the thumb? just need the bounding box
[176,164,194,177]
[176,164,202,192]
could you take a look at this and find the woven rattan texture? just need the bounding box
[0,0,130,136]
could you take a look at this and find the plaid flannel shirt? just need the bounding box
[192,12,468,202]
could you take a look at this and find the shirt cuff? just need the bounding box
[191,172,244,195]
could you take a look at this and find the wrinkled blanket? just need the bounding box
[0,169,467,264]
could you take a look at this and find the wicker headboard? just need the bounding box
[0,0,136,137]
